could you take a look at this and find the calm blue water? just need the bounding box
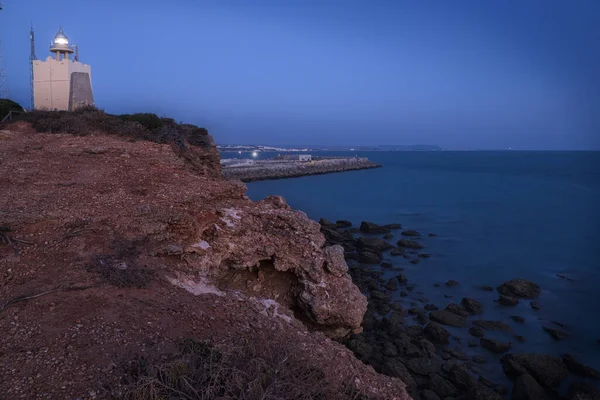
[241,151,600,373]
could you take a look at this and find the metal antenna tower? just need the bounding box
[29,24,36,108]
[0,2,11,99]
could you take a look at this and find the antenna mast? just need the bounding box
[0,2,11,99]
[29,24,36,108]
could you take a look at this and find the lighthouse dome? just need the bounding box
[53,27,69,46]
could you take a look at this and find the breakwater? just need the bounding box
[221,157,381,182]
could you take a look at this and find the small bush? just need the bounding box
[122,338,335,400]
[118,113,164,132]
[0,98,24,120]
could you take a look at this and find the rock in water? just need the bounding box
[357,251,382,264]
[429,310,467,327]
[543,326,569,340]
[567,382,600,400]
[480,338,511,353]
[530,301,542,310]
[357,237,394,253]
[499,294,519,306]
[401,229,421,237]
[472,320,513,332]
[405,356,443,375]
[512,375,549,400]
[563,354,600,379]
[335,220,352,228]
[397,239,424,249]
[511,315,525,323]
[383,233,393,239]
[319,217,336,227]
[428,375,458,398]
[501,353,569,388]
[448,364,476,390]
[461,298,484,314]
[445,279,460,287]
[497,278,541,298]
[445,303,469,317]
[424,322,451,344]
[390,247,405,256]
[469,326,485,338]
[383,223,402,230]
[359,221,391,234]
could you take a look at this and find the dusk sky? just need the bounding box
[2,0,599,149]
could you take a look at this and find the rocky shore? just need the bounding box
[221,157,381,182]
[319,218,600,400]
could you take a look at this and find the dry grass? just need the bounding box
[120,338,369,400]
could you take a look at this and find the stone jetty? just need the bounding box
[221,157,381,182]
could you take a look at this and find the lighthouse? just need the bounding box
[32,27,94,111]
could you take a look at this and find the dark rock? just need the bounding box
[428,233,437,237]
[501,353,569,388]
[424,322,451,344]
[473,320,513,333]
[551,320,566,328]
[433,283,441,287]
[445,303,469,317]
[380,260,393,268]
[530,301,542,311]
[419,338,437,358]
[448,349,469,361]
[418,253,431,258]
[357,251,382,264]
[401,229,421,237]
[397,239,424,249]
[430,310,467,328]
[383,223,402,230]
[428,375,458,398]
[497,278,541,298]
[512,374,549,400]
[319,218,336,227]
[415,313,429,325]
[468,383,505,400]
[478,285,494,291]
[321,226,357,250]
[405,325,425,338]
[420,389,440,400]
[370,290,390,302]
[390,302,403,312]
[357,237,393,253]
[446,280,460,287]
[346,339,373,360]
[406,356,443,375]
[461,298,484,315]
[381,312,404,334]
[406,283,417,291]
[346,227,360,234]
[410,258,421,264]
[382,359,417,393]
[514,335,526,343]
[383,233,393,240]
[390,247,405,256]
[335,220,352,228]
[499,294,519,306]
[472,355,487,364]
[543,326,569,340]
[557,273,576,281]
[568,381,600,400]
[385,278,399,291]
[448,364,476,390]
[400,290,408,297]
[443,294,452,298]
[469,327,485,338]
[382,341,398,357]
[424,304,439,311]
[481,338,511,353]
[563,354,600,379]
[511,315,525,323]
[360,221,391,234]
[397,273,408,284]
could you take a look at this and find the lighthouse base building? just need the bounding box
[33,27,94,111]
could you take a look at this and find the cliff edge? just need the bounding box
[0,120,410,399]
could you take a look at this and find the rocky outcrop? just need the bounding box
[501,353,569,388]
[497,279,541,298]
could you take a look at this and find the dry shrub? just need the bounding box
[121,338,369,400]
[87,255,153,288]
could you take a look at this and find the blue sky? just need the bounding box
[1,0,599,149]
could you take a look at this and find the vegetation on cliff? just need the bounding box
[0,98,23,120]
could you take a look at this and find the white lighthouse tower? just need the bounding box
[32,27,94,111]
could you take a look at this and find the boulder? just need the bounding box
[430,310,467,328]
[563,354,600,379]
[385,278,399,291]
[382,341,398,357]
[420,389,440,400]
[530,301,542,310]
[382,359,417,394]
[424,322,451,344]
[445,303,469,317]
[473,355,487,364]
[445,280,460,287]
[357,237,394,253]
[499,294,519,306]
[405,356,443,375]
[401,229,421,237]
[400,290,408,297]
[469,326,485,338]
[428,375,458,398]
[418,253,431,258]
[481,338,511,353]
[383,233,393,239]
[461,298,484,314]
[501,353,569,388]
[335,220,352,228]
[390,247,405,256]
[380,260,393,268]
[410,258,421,264]
[473,320,513,333]
[319,217,336,227]
[512,374,549,400]
[543,326,569,340]
[383,223,402,230]
[424,304,439,311]
[397,239,424,249]
[357,251,382,264]
[448,363,476,390]
[468,383,505,400]
[346,339,373,360]
[478,285,494,291]
[568,382,600,400]
[360,221,391,234]
[397,273,408,284]
[497,279,541,298]
[511,315,525,323]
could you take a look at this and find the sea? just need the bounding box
[233,150,600,382]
